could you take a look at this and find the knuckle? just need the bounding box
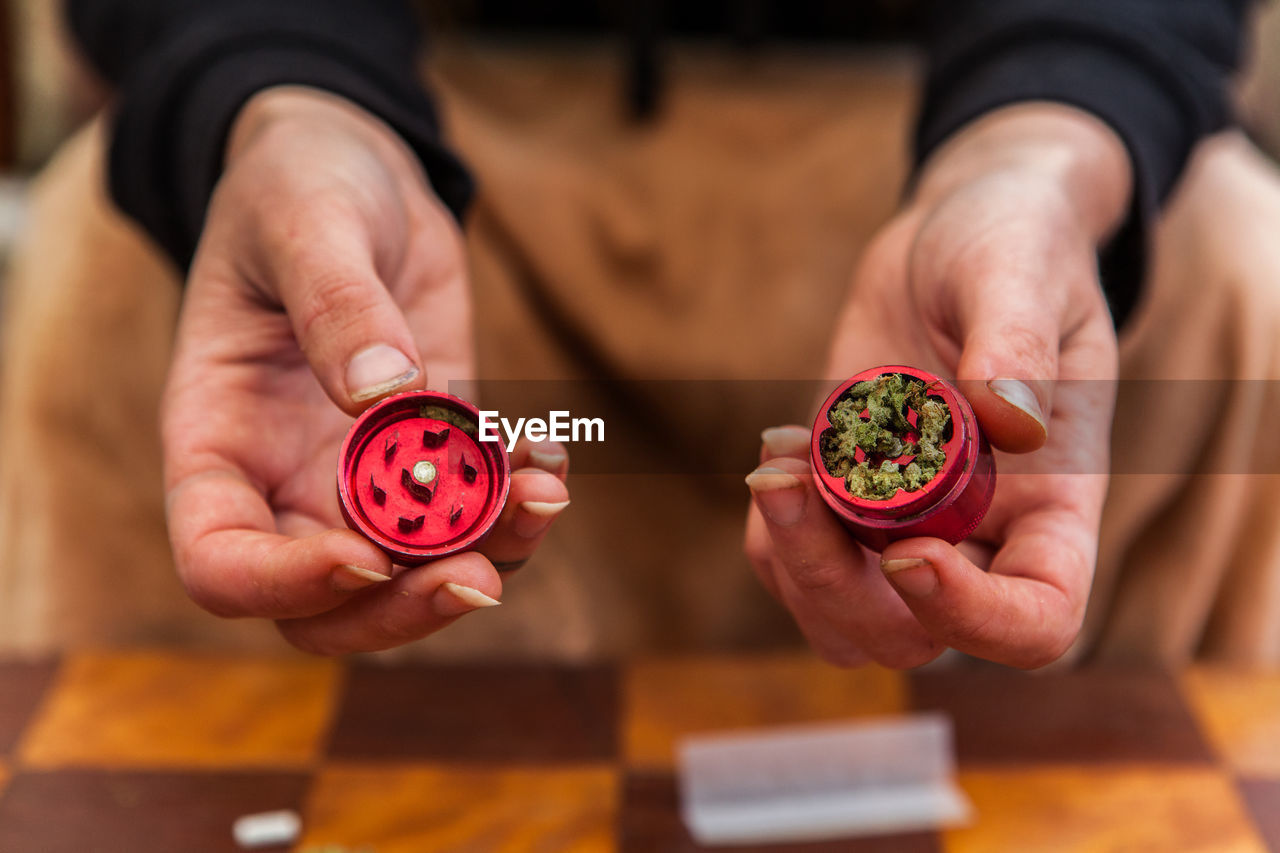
[256,574,297,619]
[297,273,381,342]
[256,202,333,274]
[939,608,1000,650]
[995,322,1057,375]
[172,537,241,618]
[787,559,849,595]
[368,609,427,650]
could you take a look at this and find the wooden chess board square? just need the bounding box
[619,771,941,853]
[0,660,57,754]
[1181,668,1280,777]
[910,668,1215,765]
[624,655,906,769]
[0,769,310,853]
[300,762,616,852]
[0,652,1273,851]
[18,651,338,768]
[945,766,1267,852]
[327,662,618,762]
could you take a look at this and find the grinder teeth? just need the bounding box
[397,514,425,533]
[422,426,450,448]
[401,468,435,504]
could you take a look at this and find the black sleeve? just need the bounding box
[65,0,473,270]
[914,0,1249,327]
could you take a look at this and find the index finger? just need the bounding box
[165,465,393,619]
[746,455,942,668]
[879,504,1096,668]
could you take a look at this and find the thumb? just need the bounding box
[953,275,1059,454]
[271,212,426,415]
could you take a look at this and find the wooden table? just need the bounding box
[0,651,1276,851]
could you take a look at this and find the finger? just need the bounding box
[474,468,570,569]
[509,436,570,480]
[759,425,811,464]
[749,424,810,601]
[745,456,941,668]
[743,504,782,600]
[944,236,1068,454]
[879,514,1091,669]
[953,293,1056,453]
[265,204,426,414]
[166,468,393,618]
[276,551,503,655]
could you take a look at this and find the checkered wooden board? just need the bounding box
[0,651,1276,851]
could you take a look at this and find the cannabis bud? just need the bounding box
[810,366,996,551]
[820,372,952,500]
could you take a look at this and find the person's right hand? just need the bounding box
[745,104,1126,670]
[161,86,570,655]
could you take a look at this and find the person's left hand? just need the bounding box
[744,104,1128,669]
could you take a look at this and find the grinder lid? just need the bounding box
[338,391,509,565]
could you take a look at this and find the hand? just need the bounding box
[161,87,569,655]
[745,104,1128,669]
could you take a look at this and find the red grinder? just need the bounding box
[810,365,995,552]
[338,391,510,565]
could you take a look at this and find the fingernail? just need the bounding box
[346,344,419,402]
[528,447,568,475]
[433,581,502,617]
[761,426,811,458]
[881,557,938,597]
[988,378,1047,432]
[332,564,391,593]
[514,499,570,538]
[745,466,806,526]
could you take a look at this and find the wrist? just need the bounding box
[913,103,1133,243]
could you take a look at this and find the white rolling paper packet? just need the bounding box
[232,809,302,849]
[678,712,971,846]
